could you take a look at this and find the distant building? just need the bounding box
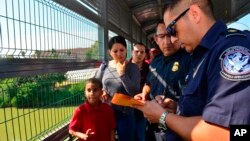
[33,48,90,59]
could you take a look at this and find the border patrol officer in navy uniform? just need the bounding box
[134,19,191,141]
[181,27,250,117]
[134,0,250,141]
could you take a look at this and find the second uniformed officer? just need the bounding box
[134,19,191,141]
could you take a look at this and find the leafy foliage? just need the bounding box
[0,73,85,108]
[84,41,99,60]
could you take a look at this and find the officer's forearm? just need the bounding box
[165,114,229,141]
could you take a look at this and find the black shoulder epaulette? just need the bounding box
[226,28,247,38]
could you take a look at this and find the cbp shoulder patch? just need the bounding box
[220,46,250,81]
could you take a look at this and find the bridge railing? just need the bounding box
[0,67,98,141]
[0,0,147,140]
[0,0,102,140]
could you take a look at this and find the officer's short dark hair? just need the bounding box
[163,0,214,19]
[155,19,164,33]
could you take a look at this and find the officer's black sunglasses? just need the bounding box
[166,8,190,36]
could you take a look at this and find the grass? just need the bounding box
[0,106,77,141]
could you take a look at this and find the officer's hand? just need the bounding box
[155,95,164,104]
[134,93,147,101]
[133,100,165,123]
[155,95,177,113]
[162,98,177,113]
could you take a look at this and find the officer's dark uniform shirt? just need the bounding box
[146,49,191,100]
[181,20,250,128]
[146,49,190,141]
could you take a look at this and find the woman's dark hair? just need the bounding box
[108,35,127,50]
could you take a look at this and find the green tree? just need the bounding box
[51,48,58,58]
[35,50,41,58]
[21,51,26,58]
[6,55,14,58]
[84,41,99,60]
[67,50,71,57]
[0,78,17,107]
[0,73,67,108]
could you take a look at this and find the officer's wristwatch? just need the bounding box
[159,111,168,130]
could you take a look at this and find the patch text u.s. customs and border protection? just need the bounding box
[220,46,250,81]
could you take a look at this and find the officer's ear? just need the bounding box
[189,4,201,24]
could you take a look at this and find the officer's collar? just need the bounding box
[164,55,172,62]
[199,20,227,50]
[163,49,182,62]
